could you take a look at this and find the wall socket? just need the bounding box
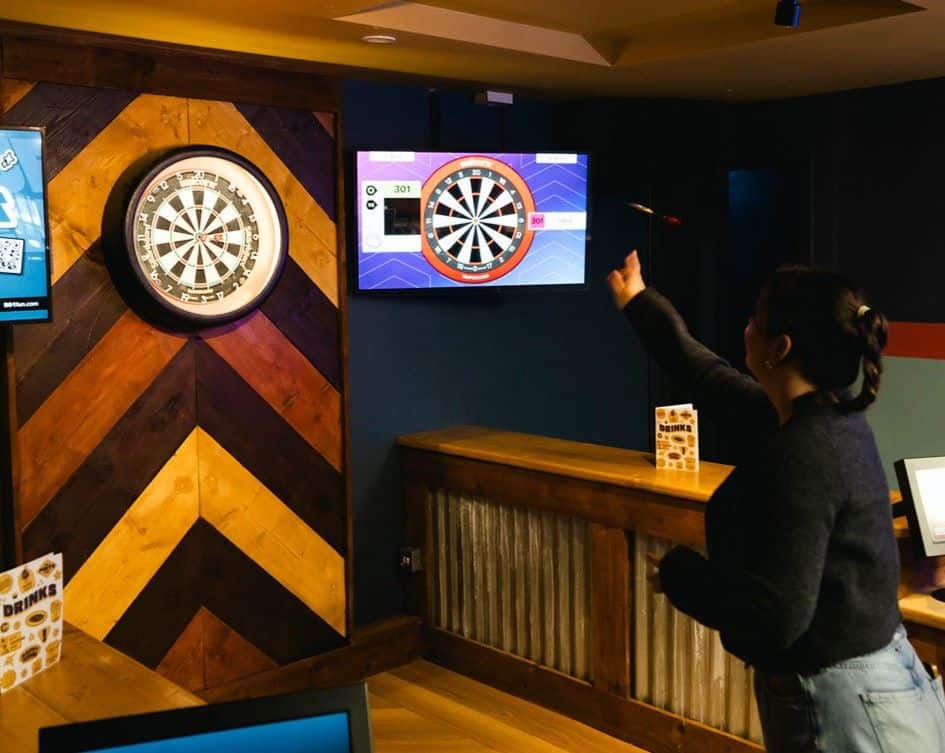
[399,547,422,574]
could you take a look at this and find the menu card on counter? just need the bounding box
[656,403,699,472]
[0,552,63,692]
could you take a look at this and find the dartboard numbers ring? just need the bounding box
[420,156,535,284]
[124,147,288,325]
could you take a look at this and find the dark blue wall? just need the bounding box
[343,81,652,626]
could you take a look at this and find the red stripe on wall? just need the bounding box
[886,322,945,359]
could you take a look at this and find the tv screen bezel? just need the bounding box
[0,125,52,325]
[346,149,592,296]
[39,683,373,753]
[895,456,945,558]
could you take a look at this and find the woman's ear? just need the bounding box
[772,333,793,365]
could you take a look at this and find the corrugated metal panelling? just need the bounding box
[632,532,763,744]
[427,489,592,680]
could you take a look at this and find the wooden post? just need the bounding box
[0,326,21,570]
[590,522,630,697]
[402,472,432,623]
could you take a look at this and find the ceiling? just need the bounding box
[1,0,943,101]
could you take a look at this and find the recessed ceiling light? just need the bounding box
[362,33,397,44]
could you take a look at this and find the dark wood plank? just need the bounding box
[15,246,128,425]
[1,32,340,112]
[260,257,341,390]
[202,607,279,689]
[424,627,763,753]
[107,519,346,668]
[401,448,707,548]
[335,110,355,639]
[199,519,347,664]
[589,524,631,697]
[23,343,196,576]
[0,327,21,570]
[402,476,431,622]
[104,521,205,668]
[155,607,208,693]
[236,103,336,220]
[195,342,345,554]
[200,616,422,703]
[1,82,136,179]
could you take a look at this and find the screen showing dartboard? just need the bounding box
[354,152,589,291]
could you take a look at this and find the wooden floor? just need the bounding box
[368,660,648,753]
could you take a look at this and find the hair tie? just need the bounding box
[857,305,872,319]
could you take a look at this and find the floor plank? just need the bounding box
[387,660,647,753]
[369,663,649,753]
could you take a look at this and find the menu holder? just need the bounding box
[655,403,699,472]
[0,552,63,692]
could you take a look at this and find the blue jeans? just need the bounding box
[754,625,945,752]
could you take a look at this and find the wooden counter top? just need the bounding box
[1,623,203,753]
[399,426,734,503]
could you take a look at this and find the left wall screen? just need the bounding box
[0,127,50,323]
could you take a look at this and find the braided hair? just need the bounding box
[757,266,889,413]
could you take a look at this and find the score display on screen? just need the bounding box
[355,151,589,290]
[0,127,50,322]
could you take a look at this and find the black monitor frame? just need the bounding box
[0,125,53,325]
[895,456,945,559]
[346,149,593,296]
[39,683,372,753]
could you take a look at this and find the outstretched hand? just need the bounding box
[646,552,664,594]
[606,250,646,311]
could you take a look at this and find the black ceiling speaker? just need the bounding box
[774,0,801,28]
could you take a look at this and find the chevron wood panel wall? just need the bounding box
[2,79,347,694]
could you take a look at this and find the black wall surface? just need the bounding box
[346,73,945,625]
[733,76,945,323]
[343,82,734,626]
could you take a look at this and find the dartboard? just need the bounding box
[421,156,535,284]
[123,147,287,325]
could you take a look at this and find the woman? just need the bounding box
[607,250,945,753]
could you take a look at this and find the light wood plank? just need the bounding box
[399,427,733,503]
[370,706,496,753]
[187,99,338,304]
[202,310,342,470]
[369,671,581,753]
[390,661,648,753]
[47,94,188,283]
[0,683,67,753]
[22,623,202,723]
[197,429,346,635]
[17,311,188,528]
[1,78,35,113]
[64,430,199,639]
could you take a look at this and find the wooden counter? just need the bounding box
[399,425,733,503]
[400,426,766,753]
[1,623,203,753]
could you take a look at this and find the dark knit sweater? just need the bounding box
[625,287,902,674]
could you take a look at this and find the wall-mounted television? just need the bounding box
[353,151,589,292]
[0,127,51,323]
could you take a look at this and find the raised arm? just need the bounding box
[607,251,777,452]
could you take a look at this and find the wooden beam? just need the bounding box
[199,616,423,703]
[424,627,763,753]
[590,524,630,697]
[402,448,706,549]
[0,30,340,112]
[0,20,571,105]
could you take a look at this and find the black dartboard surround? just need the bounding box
[123,147,288,326]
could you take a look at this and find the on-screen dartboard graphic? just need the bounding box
[420,156,536,284]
